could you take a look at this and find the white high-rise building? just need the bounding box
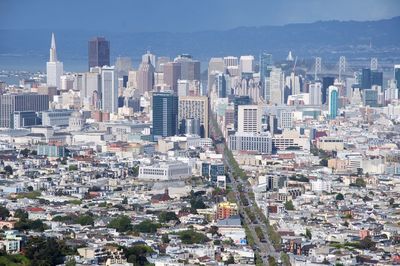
[239,55,255,74]
[279,110,294,129]
[177,80,190,97]
[309,82,322,105]
[224,56,239,67]
[46,33,63,89]
[237,105,261,133]
[285,72,301,95]
[385,80,399,102]
[266,67,285,105]
[101,66,118,113]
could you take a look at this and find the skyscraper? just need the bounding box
[137,58,155,94]
[163,62,181,93]
[216,73,227,98]
[240,55,255,74]
[174,55,200,81]
[233,96,251,130]
[328,86,339,119]
[395,65,400,90]
[152,92,178,138]
[361,68,372,90]
[322,77,334,104]
[309,82,322,105]
[237,105,261,133]
[101,66,117,113]
[88,37,110,69]
[259,52,272,89]
[142,51,156,67]
[178,96,209,137]
[0,94,49,128]
[46,33,63,89]
[266,67,284,104]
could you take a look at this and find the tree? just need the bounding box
[161,234,170,244]
[108,215,132,232]
[24,236,65,265]
[20,148,30,158]
[0,206,10,220]
[4,165,13,175]
[319,158,328,167]
[336,193,344,201]
[306,228,312,239]
[27,186,34,192]
[131,166,139,177]
[68,165,78,171]
[226,254,235,264]
[122,197,128,204]
[123,244,153,265]
[14,209,28,220]
[389,198,395,205]
[178,230,210,244]
[354,177,366,187]
[284,200,295,211]
[133,220,161,233]
[158,211,178,223]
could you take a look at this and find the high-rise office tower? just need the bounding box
[216,73,227,98]
[240,55,255,74]
[237,105,261,133]
[46,33,63,89]
[322,77,335,104]
[163,62,181,93]
[156,56,170,72]
[115,57,132,79]
[309,82,322,105]
[82,71,101,109]
[208,58,225,93]
[88,37,110,69]
[101,66,118,113]
[0,94,49,128]
[286,72,301,95]
[361,68,372,90]
[178,96,209,137]
[141,51,156,67]
[385,80,399,102]
[279,110,294,129]
[233,96,251,130]
[395,65,400,90]
[259,52,272,88]
[328,86,339,119]
[174,55,200,81]
[224,56,239,67]
[371,70,383,87]
[152,92,178,138]
[362,89,378,107]
[137,58,155,94]
[265,67,284,104]
[177,80,190,97]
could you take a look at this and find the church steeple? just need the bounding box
[49,32,57,62]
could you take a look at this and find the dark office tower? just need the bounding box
[395,65,400,90]
[233,95,251,130]
[152,92,178,138]
[0,94,49,128]
[322,77,334,104]
[259,52,272,87]
[88,37,110,69]
[371,71,383,87]
[163,62,181,93]
[361,68,372,90]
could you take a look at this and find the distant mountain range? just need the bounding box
[0,17,399,71]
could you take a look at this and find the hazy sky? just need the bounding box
[1,0,400,32]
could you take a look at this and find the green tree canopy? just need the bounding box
[107,215,132,232]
